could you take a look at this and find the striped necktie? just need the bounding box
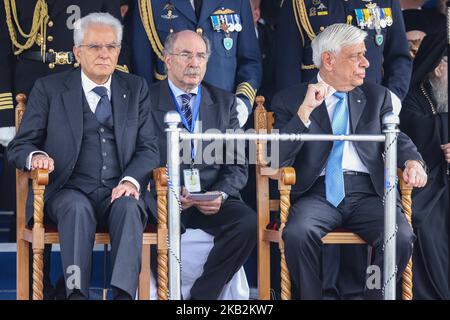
[180,93,193,130]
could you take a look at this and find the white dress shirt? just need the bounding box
[317,73,369,175]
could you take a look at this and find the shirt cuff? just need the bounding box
[26,151,49,170]
[120,176,141,192]
[220,191,229,202]
[236,97,249,128]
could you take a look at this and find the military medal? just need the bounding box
[375,33,384,46]
[309,7,317,16]
[219,16,233,50]
[379,7,387,28]
[225,15,235,32]
[354,9,365,29]
[210,15,221,32]
[367,3,384,46]
[234,14,242,32]
[384,8,393,26]
[223,34,233,50]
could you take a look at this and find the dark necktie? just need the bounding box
[180,93,193,130]
[194,0,202,18]
[92,86,113,128]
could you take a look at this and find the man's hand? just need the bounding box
[31,154,55,173]
[111,181,140,202]
[194,191,222,216]
[403,160,427,188]
[180,187,196,210]
[297,83,330,125]
[441,143,450,163]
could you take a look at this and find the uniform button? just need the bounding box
[100,127,105,133]
[102,152,107,157]
[320,26,325,32]
[102,138,106,143]
[47,35,53,42]
[169,28,174,33]
[102,166,107,170]
[48,21,54,27]
[196,28,203,35]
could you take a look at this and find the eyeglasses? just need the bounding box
[169,51,208,62]
[79,43,121,52]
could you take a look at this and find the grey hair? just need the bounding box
[162,31,211,58]
[311,23,367,68]
[73,12,123,46]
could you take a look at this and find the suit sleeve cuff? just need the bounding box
[120,176,141,192]
[27,151,49,170]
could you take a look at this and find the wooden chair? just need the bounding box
[254,96,414,300]
[15,94,169,300]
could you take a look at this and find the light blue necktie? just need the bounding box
[325,92,349,207]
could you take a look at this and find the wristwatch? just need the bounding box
[220,191,229,203]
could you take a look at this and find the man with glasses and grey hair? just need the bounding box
[272,23,427,299]
[148,30,256,300]
[8,12,160,300]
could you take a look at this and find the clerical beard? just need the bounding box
[430,75,448,113]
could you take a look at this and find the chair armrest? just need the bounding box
[153,167,167,191]
[259,166,296,186]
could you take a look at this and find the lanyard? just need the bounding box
[171,86,202,162]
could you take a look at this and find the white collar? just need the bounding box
[317,73,337,99]
[168,79,199,97]
[81,70,112,95]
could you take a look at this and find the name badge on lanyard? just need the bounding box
[171,86,203,192]
[183,168,201,193]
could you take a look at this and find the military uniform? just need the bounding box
[275,0,412,100]
[127,0,262,113]
[0,0,129,128]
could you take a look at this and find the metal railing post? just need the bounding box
[164,111,182,300]
[382,112,400,300]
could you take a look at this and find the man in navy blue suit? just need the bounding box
[8,13,159,300]
[274,0,413,299]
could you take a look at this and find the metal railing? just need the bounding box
[164,110,400,300]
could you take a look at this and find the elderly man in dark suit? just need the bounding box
[148,30,256,300]
[272,23,427,300]
[8,12,159,300]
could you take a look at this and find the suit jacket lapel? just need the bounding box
[111,73,129,170]
[62,70,83,151]
[198,85,217,132]
[172,0,197,24]
[348,87,366,133]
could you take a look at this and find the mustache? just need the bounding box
[184,68,201,76]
